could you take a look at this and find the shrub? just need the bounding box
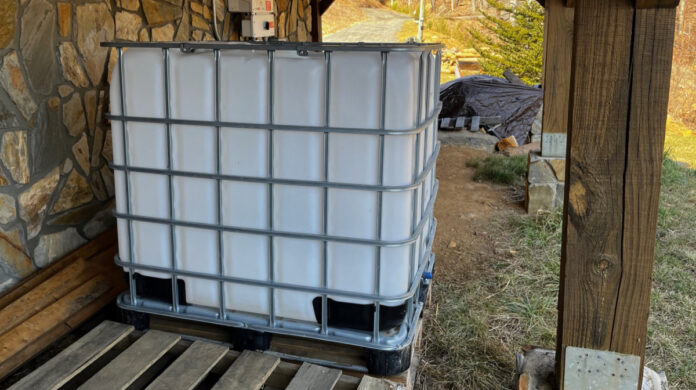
[469,0,544,85]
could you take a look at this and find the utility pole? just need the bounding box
[417,0,425,42]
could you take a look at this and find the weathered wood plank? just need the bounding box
[146,340,228,390]
[0,259,98,336]
[286,362,342,390]
[470,116,480,133]
[357,376,394,390]
[634,0,680,8]
[212,350,279,390]
[540,0,574,155]
[0,228,117,311]
[0,275,115,379]
[78,330,180,390]
[556,0,635,384]
[611,5,677,386]
[8,321,133,390]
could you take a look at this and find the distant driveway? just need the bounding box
[324,8,411,43]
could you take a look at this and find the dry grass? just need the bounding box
[421,157,696,389]
[665,116,696,168]
[321,0,385,36]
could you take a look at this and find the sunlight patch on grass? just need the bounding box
[665,116,696,168]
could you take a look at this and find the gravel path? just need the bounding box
[324,8,411,43]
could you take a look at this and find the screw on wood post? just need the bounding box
[554,0,677,388]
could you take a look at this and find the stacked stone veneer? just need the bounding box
[0,0,312,294]
[525,152,565,213]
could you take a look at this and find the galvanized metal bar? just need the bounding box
[112,181,438,248]
[214,49,226,320]
[163,47,180,313]
[116,296,429,352]
[267,50,275,327]
[373,51,388,342]
[117,47,137,306]
[433,50,441,158]
[407,52,425,322]
[421,53,433,221]
[100,41,443,53]
[113,220,437,303]
[104,106,442,136]
[321,50,332,335]
[108,142,439,192]
[115,217,437,350]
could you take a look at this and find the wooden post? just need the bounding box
[556,0,677,388]
[540,0,574,157]
[310,0,323,41]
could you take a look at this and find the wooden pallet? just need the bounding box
[0,228,125,380]
[148,314,424,389]
[6,320,398,390]
[438,115,502,132]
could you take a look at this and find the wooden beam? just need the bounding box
[560,1,681,12]
[311,0,322,41]
[0,228,117,311]
[319,0,335,15]
[540,0,574,157]
[634,0,680,8]
[556,0,677,388]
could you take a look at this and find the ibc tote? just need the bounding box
[105,41,441,375]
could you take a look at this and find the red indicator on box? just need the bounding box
[266,1,271,10]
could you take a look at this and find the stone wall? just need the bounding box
[0,0,312,293]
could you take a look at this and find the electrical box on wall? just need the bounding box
[229,0,276,39]
[228,0,274,13]
[241,13,275,38]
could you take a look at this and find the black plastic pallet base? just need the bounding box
[120,271,432,376]
[223,326,414,375]
[231,328,272,351]
[366,344,413,376]
[120,308,150,331]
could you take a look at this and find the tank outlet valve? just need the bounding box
[423,271,433,280]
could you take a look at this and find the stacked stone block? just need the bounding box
[525,152,565,213]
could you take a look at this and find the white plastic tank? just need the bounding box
[110,43,439,325]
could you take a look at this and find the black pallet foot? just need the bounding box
[365,344,413,376]
[119,308,150,331]
[232,328,272,351]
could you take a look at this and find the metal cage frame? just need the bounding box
[102,41,442,351]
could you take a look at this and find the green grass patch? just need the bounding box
[423,157,696,389]
[466,154,527,186]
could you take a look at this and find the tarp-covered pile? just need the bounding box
[439,75,543,146]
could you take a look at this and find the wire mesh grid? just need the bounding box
[103,41,442,350]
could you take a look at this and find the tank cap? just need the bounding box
[423,271,433,280]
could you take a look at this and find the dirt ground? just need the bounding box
[431,145,523,282]
[420,144,528,389]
